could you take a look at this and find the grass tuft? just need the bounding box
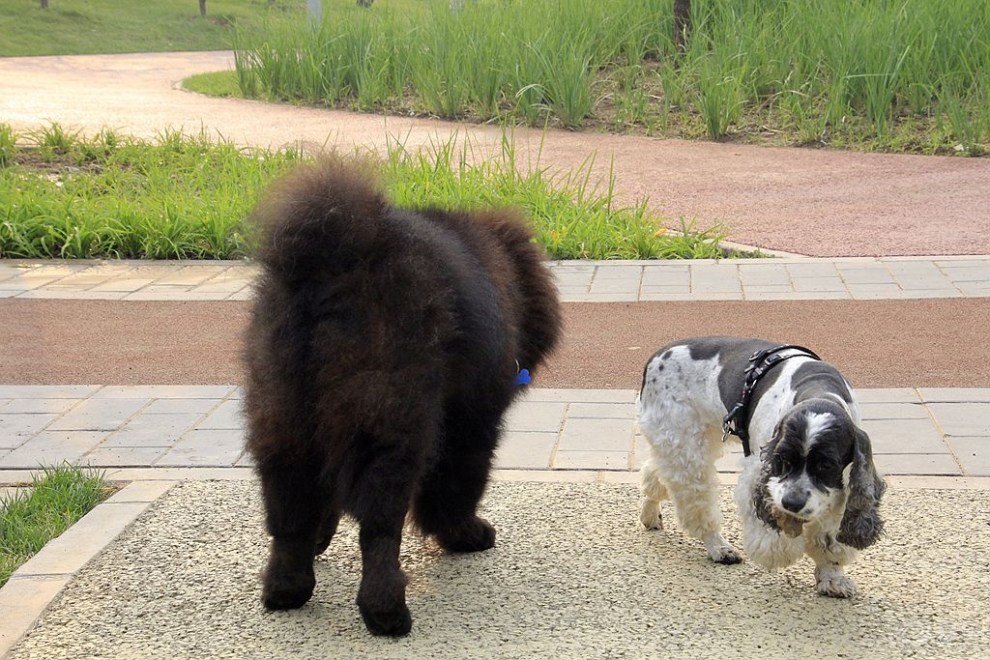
[0,465,113,588]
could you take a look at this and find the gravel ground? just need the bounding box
[9,481,989,659]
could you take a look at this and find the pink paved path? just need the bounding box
[1,51,988,256]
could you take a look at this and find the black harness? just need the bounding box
[721,345,822,457]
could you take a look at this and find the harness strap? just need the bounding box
[722,345,822,457]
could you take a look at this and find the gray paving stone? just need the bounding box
[521,389,637,404]
[495,432,557,470]
[945,437,990,476]
[101,412,203,447]
[552,450,630,470]
[791,277,846,292]
[0,385,99,399]
[47,398,148,432]
[1,399,82,414]
[141,398,224,415]
[861,419,947,454]
[738,265,791,286]
[0,414,58,447]
[235,453,255,468]
[195,400,245,431]
[873,453,961,476]
[836,267,896,284]
[919,388,990,403]
[559,417,635,452]
[83,446,168,467]
[0,431,108,468]
[856,389,921,403]
[859,402,929,420]
[91,385,235,399]
[503,401,567,433]
[927,402,990,437]
[641,285,691,295]
[567,402,638,419]
[155,430,244,467]
[590,279,641,294]
[786,263,841,277]
[593,266,643,280]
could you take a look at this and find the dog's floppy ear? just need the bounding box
[752,422,783,532]
[837,428,887,549]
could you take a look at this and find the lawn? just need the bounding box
[0,0,299,56]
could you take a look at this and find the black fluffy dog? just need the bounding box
[244,158,561,636]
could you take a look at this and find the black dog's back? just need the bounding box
[244,157,561,636]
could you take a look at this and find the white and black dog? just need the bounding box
[637,336,885,598]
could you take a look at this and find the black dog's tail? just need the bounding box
[250,156,389,281]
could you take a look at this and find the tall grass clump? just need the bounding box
[234,0,667,129]
[231,0,989,154]
[1,465,112,588]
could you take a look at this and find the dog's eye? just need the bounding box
[772,457,792,476]
[814,459,840,475]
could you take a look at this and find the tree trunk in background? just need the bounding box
[199,0,207,17]
[40,0,49,8]
[673,0,691,53]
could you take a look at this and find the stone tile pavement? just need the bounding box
[1,385,987,478]
[2,256,989,302]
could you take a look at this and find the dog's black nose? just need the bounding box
[781,492,807,513]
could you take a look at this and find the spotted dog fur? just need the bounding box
[637,336,886,598]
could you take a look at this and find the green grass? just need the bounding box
[227,0,990,155]
[0,0,300,57]
[1,465,113,588]
[182,71,244,98]
[0,123,726,261]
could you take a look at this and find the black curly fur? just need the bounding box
[243,157,562,636]
[753,430,782,532]
[837,429,887,549]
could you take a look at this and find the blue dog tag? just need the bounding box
[515,368,531,387]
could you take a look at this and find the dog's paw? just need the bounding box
[357,581,412,637]
[710,546,743,565]
[437,516,496,553]
[815,567,858,598]
[704,535,743,565]
[261,566,316,611]
[640,502,664,530]
[358,599,413,637]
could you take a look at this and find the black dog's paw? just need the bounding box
[261,567,315,611]
[358,599,413,637]
[437,516,496,553]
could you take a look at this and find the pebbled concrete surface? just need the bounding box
[8,480,990,659]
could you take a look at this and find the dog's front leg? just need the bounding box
[805,527,859,598]
[356,522,411,635]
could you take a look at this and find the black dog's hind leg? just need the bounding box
[314,507,341,556]
[413,405,501,553]
[257,458,333,610]
[350,435,427,637]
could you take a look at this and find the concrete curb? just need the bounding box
[0,481,175,657]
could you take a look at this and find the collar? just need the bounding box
[721,344,822,457]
